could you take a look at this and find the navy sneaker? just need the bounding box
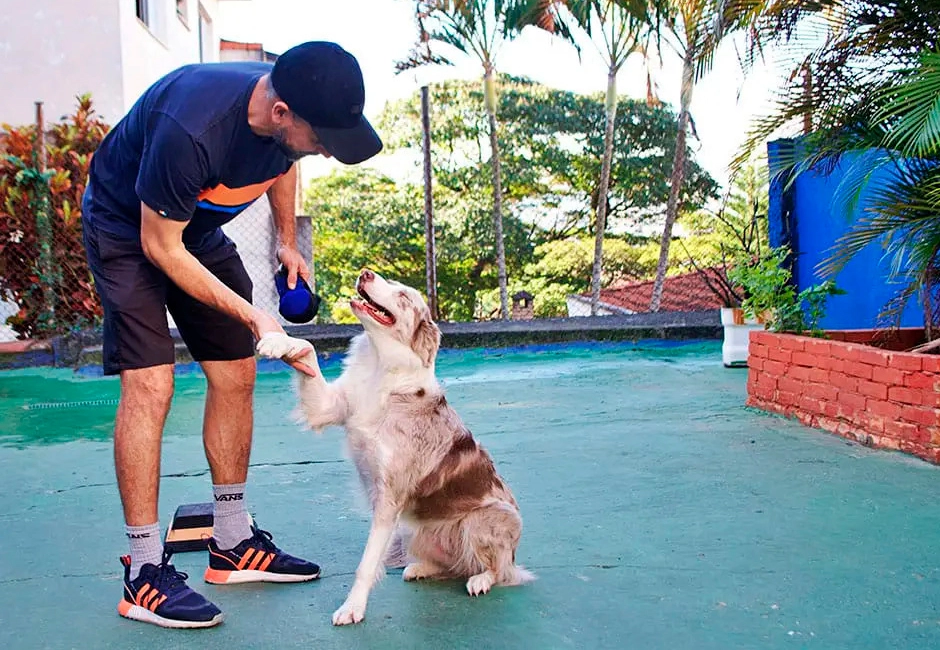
[204,525,321,584]
[119,551,223,629]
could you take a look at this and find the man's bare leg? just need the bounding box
[114,364,175,577]
[201,357,256,548]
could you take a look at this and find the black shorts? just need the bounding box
[82,219,255,376]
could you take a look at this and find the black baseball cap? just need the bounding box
[270,41,383,165]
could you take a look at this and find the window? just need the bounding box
[135,0,149,25]
[198,4,213,63]
[176,0,189,26]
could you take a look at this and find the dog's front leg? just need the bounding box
[332,501,400,626]
[293,350,349,432]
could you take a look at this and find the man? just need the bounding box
[80,41,382,629]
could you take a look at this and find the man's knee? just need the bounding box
[203,358,256,398]
[119,365,175,414]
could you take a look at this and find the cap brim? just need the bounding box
[315,116,383,165]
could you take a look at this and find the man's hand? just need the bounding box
[276,244,310,290]
[251,310,318,377]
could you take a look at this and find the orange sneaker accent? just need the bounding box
[135,584,152,606]
[117,600,133,617]
[247,552,266,571]
[204,568,232,584]
[237,549,256,571]
[257,553,274,572]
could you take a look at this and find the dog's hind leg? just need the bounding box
[462,503,535,596]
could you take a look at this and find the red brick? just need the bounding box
[871,365,906,386]
[808,368,830,384]
[763,359,787,376]
[904,372,939,390]
[804,338,832,357]
[791,351,817,367]
[750,331,776,346]
[857,380,888,400]
[750,382,775,401]
[799,395,824,415]
[778,377,804,395]
[859,414,887,434]
[831,343,863,362]
[789,365,813,382]
[887,352,923,372]
[768,347,792,364]
[806,381,838,401]
[831,372,858,392]
[857,346,889,367]
[868,399,904,421]
[779,335,806,351]
[884,420,926,443]
[822,357,846,374]
[795,410,816,427]
[921,356,940,373]
[845,361,874,380]
[903,406,940,427]
[838,391,867,415]
[821,401,842,418]
[750,343,769,359]
[777,390,799,407]
[887,386,922,406]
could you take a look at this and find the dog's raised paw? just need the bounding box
[332,601,366,626]
[466,571,495,596]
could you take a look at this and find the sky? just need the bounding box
[217,0,793,194]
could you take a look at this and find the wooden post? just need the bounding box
[35,102,46,171]
[421,85,438,320]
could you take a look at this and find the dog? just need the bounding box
[284,268,534,626]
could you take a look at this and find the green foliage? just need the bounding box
[728,247,844,337]
[376,76,718,237]
[305,168,534,322]
[0,94,109,338]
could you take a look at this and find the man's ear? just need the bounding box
[411,313,441,367]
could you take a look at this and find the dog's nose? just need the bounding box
[360,269,374,282]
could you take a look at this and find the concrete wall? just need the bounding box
[0,0,124,125]
[767,139,925,330]
[118,0,222,112]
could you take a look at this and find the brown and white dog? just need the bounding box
[285,269,534,626]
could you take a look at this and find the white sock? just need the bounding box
[126,522,163,580]
[212,483,252,550]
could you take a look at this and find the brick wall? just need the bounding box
[746,330,940,465]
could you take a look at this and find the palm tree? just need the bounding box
[728,0,940,339]
[518,0,658,314]
[398,0,541,319]
[648,0,745,312]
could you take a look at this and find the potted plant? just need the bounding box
[679,158,771,366]
[728,246,844,338]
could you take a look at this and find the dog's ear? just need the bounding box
[411,312,441,367]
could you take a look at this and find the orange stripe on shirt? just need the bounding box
[197,176,281,207]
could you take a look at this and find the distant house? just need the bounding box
[566,268,726,316]
[0,0,248,127]
[220,38,279,63]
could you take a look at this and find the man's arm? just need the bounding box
[140,202,267,336]
[266,163,310,290]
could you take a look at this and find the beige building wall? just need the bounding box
[0,0,124,125]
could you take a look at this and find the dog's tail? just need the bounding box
[505,565,537,585]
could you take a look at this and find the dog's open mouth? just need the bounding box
[351,284,396,326]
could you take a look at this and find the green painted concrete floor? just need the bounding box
[0,340,937,650]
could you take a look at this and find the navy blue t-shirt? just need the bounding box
[85,61,293,248]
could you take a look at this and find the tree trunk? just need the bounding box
[650,52,694,312]
[421,85,439,320]
[484,65,509,320]
[591,68,619,315]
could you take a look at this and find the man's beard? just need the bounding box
[272,128,305,162]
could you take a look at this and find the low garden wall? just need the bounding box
[746,329,940,465]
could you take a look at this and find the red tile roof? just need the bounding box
[585,268,727,313]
